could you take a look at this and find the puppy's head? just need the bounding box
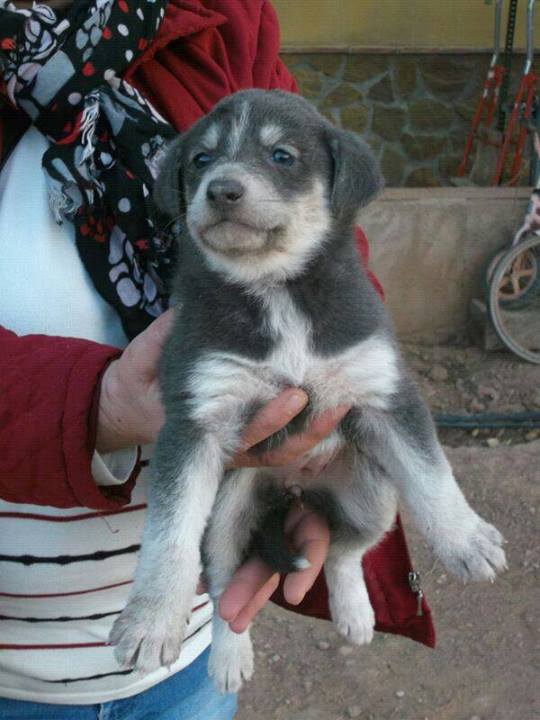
[155,89,382,284]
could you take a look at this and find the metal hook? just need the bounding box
[524,0,537,75]
[492,0,505,67]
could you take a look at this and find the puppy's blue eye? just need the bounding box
[193,152,213,169]
[271,148,295,166]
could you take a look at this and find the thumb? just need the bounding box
[123,306,176,379]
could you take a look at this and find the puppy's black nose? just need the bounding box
[206,179,245,205]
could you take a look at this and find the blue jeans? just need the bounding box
[0,648,237,720]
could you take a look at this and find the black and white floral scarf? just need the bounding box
[0,0,178,339]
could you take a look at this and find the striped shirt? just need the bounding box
[0,127,212,703]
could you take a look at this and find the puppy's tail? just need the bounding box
[250,497,311,574]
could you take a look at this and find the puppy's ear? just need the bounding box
[326,128,383,219]
[153,136,184,218]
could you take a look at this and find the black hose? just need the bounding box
[434,411,540,429]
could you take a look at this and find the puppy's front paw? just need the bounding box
[329,589,375,645]
[436,515,507,582]
[109,595,187,672]
[208,630,254,693]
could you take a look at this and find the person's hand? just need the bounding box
[96,308,173,454]
[228,394,350,469]
[218,501,331,633]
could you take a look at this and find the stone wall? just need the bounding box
[281,53,535,187]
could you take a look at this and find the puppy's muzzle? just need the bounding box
[207,179,245,207]
[188,167,290,258]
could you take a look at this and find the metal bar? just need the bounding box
[509,73,537,182]
[524,0,536,75]
[458,0,506,176]
[493,75,527,183]
[493,0,505,66]
[497,0,520,132]
[486,65,506,125]
[459,80,493,175]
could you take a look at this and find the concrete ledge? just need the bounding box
[361,187,531,343]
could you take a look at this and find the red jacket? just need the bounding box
[0,0,434,648]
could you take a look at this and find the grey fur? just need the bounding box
[110,90,506,692]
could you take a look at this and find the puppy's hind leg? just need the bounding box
[205,468,260,694]
[320,450,398,646]
[325,541,376,646]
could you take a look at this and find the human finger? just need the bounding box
[118,306,176,384]
[239,389,308,450]
[227,570,281,634]
[228,389,308,468]
[282,508,330,606]
[253,404,350,468]
[218,558,277,624]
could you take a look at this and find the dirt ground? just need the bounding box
[235,345,540,720]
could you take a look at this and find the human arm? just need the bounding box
[0,324,132,509]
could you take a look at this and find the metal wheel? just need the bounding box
[488,234,540,363]
[485,244,540,308]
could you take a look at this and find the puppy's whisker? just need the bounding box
[156,212,188,236]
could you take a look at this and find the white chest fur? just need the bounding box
[188,287,400,433]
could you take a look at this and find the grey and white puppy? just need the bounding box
[110,89,506,692]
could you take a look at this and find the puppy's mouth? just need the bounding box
[197,219,285,257]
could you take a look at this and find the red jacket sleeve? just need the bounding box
[0,326,136,510]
